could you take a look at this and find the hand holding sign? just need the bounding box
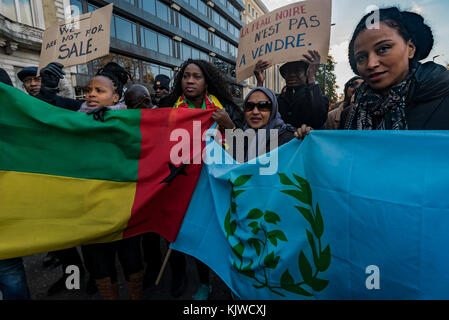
[40,62,66,89]
[39,4,113,73]
[301,50,321,83]
[253,60,270,87]
[236,0,332,82]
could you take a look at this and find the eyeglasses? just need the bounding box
[23,76,41,85]
[244,101,272,112]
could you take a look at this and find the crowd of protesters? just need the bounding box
[1,6,448,300]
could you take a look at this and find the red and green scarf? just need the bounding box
[174,93,223,110]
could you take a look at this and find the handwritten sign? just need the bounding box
[38,4,113,72]
[236,0,332,82]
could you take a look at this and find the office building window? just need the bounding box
[219,15,227,30]
[140,0,156,15]
[221,38,227,53]
[156,0,170,23]
[159,66,173,78]
[180,14,190,33]
[181,43,191,60]
[141,27,158,51]
[198,25,207,42]
[189,0,198,9]
[0,0,38,27]
[212,9,219,25]
[190,20,199,38]
[158,34,172,55]
[191,47,200,59]
[198,0,207,15]
[88,4,98,12]
[70,0,82,13]
[213,34,220,49]
[200,51,209,61]
[114,16,137,45]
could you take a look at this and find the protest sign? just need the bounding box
[38,3,113,72]
[236,0,332,82]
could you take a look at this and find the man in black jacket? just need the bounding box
[253,50,329,130]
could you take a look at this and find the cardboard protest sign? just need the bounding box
[38,3,113,72]
[236,0,332,82]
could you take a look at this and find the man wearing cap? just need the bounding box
[152,74,170,107]
[253,50,329,130]
[17,67,41,97]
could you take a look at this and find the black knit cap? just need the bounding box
[348,7,434,75]
[153,74,170,90]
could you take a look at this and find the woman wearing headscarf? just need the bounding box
[240,87,297,161]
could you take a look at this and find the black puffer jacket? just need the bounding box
[341,62,449,129]
[277,83,329,129]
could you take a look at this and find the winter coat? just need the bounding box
[277,83,329,129]
[36,87,82,111]
[341,62,449,130]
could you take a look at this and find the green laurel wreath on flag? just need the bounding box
[224,173,331,297]
[278,173,331,296]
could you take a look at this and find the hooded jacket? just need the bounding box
[340,62,449,130]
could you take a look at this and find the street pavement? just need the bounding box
[20,244,232,300]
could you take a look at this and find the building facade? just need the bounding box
[0,0,78,97]
[0,0,245,100]
[69,0,245,99]
[241,0,285,97]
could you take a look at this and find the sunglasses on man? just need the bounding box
[244,100,272,112]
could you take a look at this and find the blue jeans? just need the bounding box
[0,257,31,300]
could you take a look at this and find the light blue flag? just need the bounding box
[171,131,449,299]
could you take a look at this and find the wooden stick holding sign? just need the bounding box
[38,3,114,73]
[235,0,332,82]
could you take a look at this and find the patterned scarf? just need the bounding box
[345,73,413,130]
[173,93,223,110]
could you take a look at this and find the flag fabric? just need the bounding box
[0,82,214,260]
[171,130,449,299]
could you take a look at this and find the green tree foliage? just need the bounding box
[315,55,339,104]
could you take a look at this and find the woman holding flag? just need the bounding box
[160,59,243,300]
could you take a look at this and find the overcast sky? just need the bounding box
[262,0,449,94]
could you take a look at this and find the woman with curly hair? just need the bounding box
[160,59,244,129]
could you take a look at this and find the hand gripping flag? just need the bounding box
[172,130,449,299]
[0,82,214,259]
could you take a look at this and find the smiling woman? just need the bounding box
[342,7,449,130]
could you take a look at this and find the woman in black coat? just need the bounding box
[340,7,449,130]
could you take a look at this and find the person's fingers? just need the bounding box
[51,62,64,69]
[303,54,313,62]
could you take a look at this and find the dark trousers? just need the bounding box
[82,236,143,283]
[53,247,84,273]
